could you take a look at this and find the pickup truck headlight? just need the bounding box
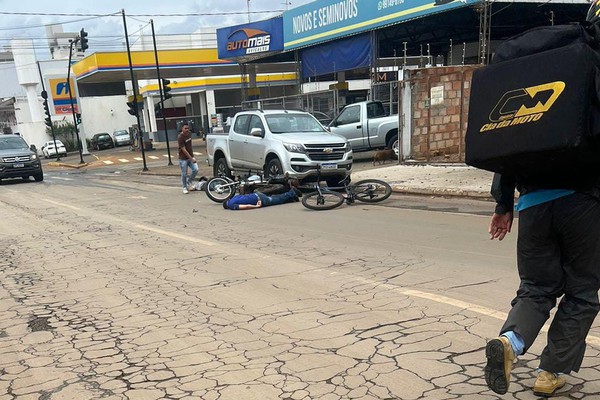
[283,143,306,154]
[31,154,38,160]
[345,142,352,151]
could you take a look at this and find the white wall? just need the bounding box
[79,96,137,139]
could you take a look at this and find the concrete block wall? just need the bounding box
[409,66,479,162]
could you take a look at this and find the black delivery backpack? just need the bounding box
[465,24,600,177]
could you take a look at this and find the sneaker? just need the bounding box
[187,185,196,192]
[182,187,189,194]
[533,371,566,397]
[485,336,515,395]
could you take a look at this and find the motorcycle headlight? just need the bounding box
[283,143,306,154]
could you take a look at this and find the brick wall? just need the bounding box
[408,65,479,162]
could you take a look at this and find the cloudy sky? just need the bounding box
[0,0,314,56]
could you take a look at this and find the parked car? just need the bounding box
[113,130,132,147]
[91,133,115,150]
[0,134,43,182]
[41,140,67,159]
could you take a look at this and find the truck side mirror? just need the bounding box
[250,127,264,137]
[30,144,37,152]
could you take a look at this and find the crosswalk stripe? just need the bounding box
[103,160,114,165]
[118,159,129,163]
[134,157,143,161]
[148,156,159,159]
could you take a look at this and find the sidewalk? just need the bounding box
[352,163,494,199]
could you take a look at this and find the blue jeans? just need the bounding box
[257,189,297,207]
[179,159,198,188]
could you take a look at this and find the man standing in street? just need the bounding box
[485,170,600,397]
[177,123,198,194]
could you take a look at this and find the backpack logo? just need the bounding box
[480,81,565,132]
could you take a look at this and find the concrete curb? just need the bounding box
[47,162,89,169]
[391,185,491,199]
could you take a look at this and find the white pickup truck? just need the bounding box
[328,101,399,155]
[206,109,352,184]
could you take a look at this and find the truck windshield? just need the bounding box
[0,137,28,150]
[266,114,326,134]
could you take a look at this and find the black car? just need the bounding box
[0,134,43,182]
[91,133,115,150]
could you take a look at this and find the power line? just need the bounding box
[0,13,120,32]
[0,10,285,17]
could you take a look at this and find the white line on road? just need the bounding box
[49,176,74,181]
[118,159,130,163]
[39,196,600,347]
[148,156,159,160]
[134,224,215,246]
[134,157,143,161]
[43,198,81,211]
[103,160,114,165]
[354,276,600,348]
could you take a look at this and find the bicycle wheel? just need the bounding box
[205,177,236,203]
[301,190,345,211]
[351,179,392,203]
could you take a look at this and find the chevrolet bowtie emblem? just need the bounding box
[323,148,333,153]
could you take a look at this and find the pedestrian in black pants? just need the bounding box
[485,171,600,397]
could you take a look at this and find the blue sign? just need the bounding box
[217,17,284,60]
[283,0,481,50]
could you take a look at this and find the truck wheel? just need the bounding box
[387,135,399,158]
[265,158,283,178]
[214,158,232,178]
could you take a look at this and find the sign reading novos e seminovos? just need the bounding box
[217,17,284,60]
[283,0,480,51]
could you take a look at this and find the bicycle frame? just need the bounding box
[307,167,355,203]
[301,165,392,210]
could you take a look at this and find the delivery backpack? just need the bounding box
[465,23,600,178]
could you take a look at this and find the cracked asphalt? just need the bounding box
[1,173,600,399]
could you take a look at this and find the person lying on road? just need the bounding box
[222,188,302,210]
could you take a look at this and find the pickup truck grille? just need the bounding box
[3,155,31,162]
[305,143,346,161]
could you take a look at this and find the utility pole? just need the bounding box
[122,9,148,171]
[37,62,61,162]
[150,19,173,166]
[66,36,85,164]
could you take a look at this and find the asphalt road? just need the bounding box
[2,170,600,399]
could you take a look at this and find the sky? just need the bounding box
[0,0,315,56]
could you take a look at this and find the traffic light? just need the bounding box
[154,102,163,118]
[80,28,89,52]
[76,113,82,124]
[41,91,52,128]
[127,101,137,116]
[162,78,172,100]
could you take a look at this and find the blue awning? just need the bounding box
[301,34,372,78]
